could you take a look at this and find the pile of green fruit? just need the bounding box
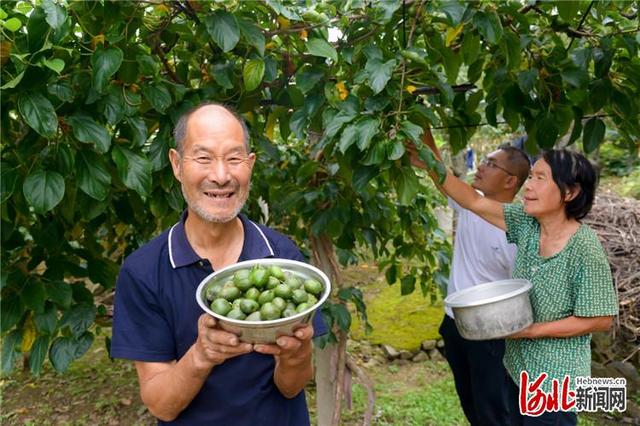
[203,264,324,321]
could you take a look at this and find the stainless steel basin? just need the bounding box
[444,279,533,340]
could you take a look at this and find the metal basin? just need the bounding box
[196,258,331,344]
[444,279,533,340]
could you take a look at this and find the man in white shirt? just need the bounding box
[408,131,531,426]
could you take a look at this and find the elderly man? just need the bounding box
[111,103,325,425]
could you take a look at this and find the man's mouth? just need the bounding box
[203,191,234,199]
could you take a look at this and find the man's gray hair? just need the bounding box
[173,102,251,153]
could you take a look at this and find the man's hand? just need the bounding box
[404,140,427,169]
[254,324,314,398]
[192,313,253,371]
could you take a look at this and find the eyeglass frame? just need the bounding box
[479,157,514,176]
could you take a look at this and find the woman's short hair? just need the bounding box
[542,149,597,220]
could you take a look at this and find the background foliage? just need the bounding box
[1,0,638,375]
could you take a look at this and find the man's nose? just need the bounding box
[206,159,232,184]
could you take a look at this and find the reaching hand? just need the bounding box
[404,140,427,169]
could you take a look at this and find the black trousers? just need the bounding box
[439,315,511,426]
[506,377,578,426]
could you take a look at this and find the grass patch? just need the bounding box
[349,267,443,350]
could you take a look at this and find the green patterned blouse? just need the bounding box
[503,203,618,392]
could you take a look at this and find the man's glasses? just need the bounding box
[479,158,514,176]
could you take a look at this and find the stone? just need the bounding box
[399,350,413,360]
[421,339,437,351]
[382,344,400,360]
[412,351,429,362]
[436,339,445,348]
[394,359,410,366]
[428,349,446,362]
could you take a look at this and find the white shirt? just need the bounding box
[445,197,517,318]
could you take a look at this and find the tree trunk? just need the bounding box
[310,234,354,426]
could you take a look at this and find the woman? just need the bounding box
[424,147,618,425]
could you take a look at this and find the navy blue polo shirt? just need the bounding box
[111,212,327,426]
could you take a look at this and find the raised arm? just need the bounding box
[406,128,507,230]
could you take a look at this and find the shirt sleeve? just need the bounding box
[503,203,528,245]
[447,197,462,213]
[573,234,618,317]
[110,262,176,362]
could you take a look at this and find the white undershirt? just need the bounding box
[445,197,517,318]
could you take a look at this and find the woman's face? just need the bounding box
[523,159,565,218]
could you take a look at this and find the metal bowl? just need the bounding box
[195,258,331,344]
[444,279,533,340]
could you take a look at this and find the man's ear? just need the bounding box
[504,174,519,191]
[169,148,182,182]
[564,185,581,202]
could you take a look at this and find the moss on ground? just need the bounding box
[348,267,444,351]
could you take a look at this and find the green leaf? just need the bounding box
[562,67,589,89]
[49,332,94,373]
[517,68,538,93]
[41,57,65,74]
[441,0,466,26]
[21,280,46,314]
[306,38,337,62]
[387,140,405,161]
[23,170,65,213]
[47,81,73,102]
[385,263,398,285]
[17,92,58,138]
[289,109,307,139]
[568,114,583,145]
[338,123,358,153]
[362,143,386,166]
[42,0,67,30]
[67,114,111,153]
[127,116,148,147]
[141,84,172,113]
[205,10,240,52]
[461,33,480,64]
[394,167,419,206]
[3,17,22,32]
[238,19,265,56]
[352,166,378,192]
[535,114,559,149]
[324,110,356,138]
[557,1,580,21]
[111,145,152,197]
[1,164,18,203]
[400,275,416,295]
[29,335,50,376]
[35,303,58,335]
[1,70,25,89]
[582,118,605,153]
[76,151,111,200]
[473,11,503,45]
[356,117,380,151]
[328,303,351,331]
[400,121,424,144]
[296,69,324,94]
[59,304,96,338]
[365,58,396,95]
[1,294,24,333]
[1,330,21,374]
[243,59,265,92]
[91,46,123,93]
